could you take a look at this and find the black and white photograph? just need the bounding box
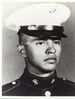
[2,1,75,96]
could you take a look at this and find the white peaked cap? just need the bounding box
[6,3,71,31]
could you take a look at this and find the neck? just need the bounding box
[29,70,55,78]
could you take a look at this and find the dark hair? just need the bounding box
[17,31,25,45]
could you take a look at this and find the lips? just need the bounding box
[44,57,56,64]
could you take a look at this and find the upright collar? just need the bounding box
[20,68,57,89]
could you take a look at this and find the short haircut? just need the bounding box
[17,31,26,45]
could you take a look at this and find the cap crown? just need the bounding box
[6,3,70,31]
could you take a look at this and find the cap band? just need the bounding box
[18,25,67,38]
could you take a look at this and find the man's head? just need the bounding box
[17,25,63,75]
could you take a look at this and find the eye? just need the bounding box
[54,40,61,45]
[35,41,46,45]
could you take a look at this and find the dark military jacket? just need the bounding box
[2,69,75,96]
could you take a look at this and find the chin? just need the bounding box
[38,65,56,73]
[43,64,56,71]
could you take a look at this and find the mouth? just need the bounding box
[44,57,57,64]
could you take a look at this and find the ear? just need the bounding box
[17,45,27,58]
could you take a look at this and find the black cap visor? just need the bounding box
[18,26,67,38]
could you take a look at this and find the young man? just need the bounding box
[2,3,75,96]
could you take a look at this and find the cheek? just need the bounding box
[55,45,62,58]
[25,45,46,60]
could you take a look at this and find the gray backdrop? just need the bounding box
[2,2,75,85]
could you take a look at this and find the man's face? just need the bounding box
[23,34,62,74]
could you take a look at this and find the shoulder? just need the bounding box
[2,79,34,96]
[56,77,75,95]
[2,79,21,96]
[59,78,75,87]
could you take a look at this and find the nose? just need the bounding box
[45,40,56,54]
